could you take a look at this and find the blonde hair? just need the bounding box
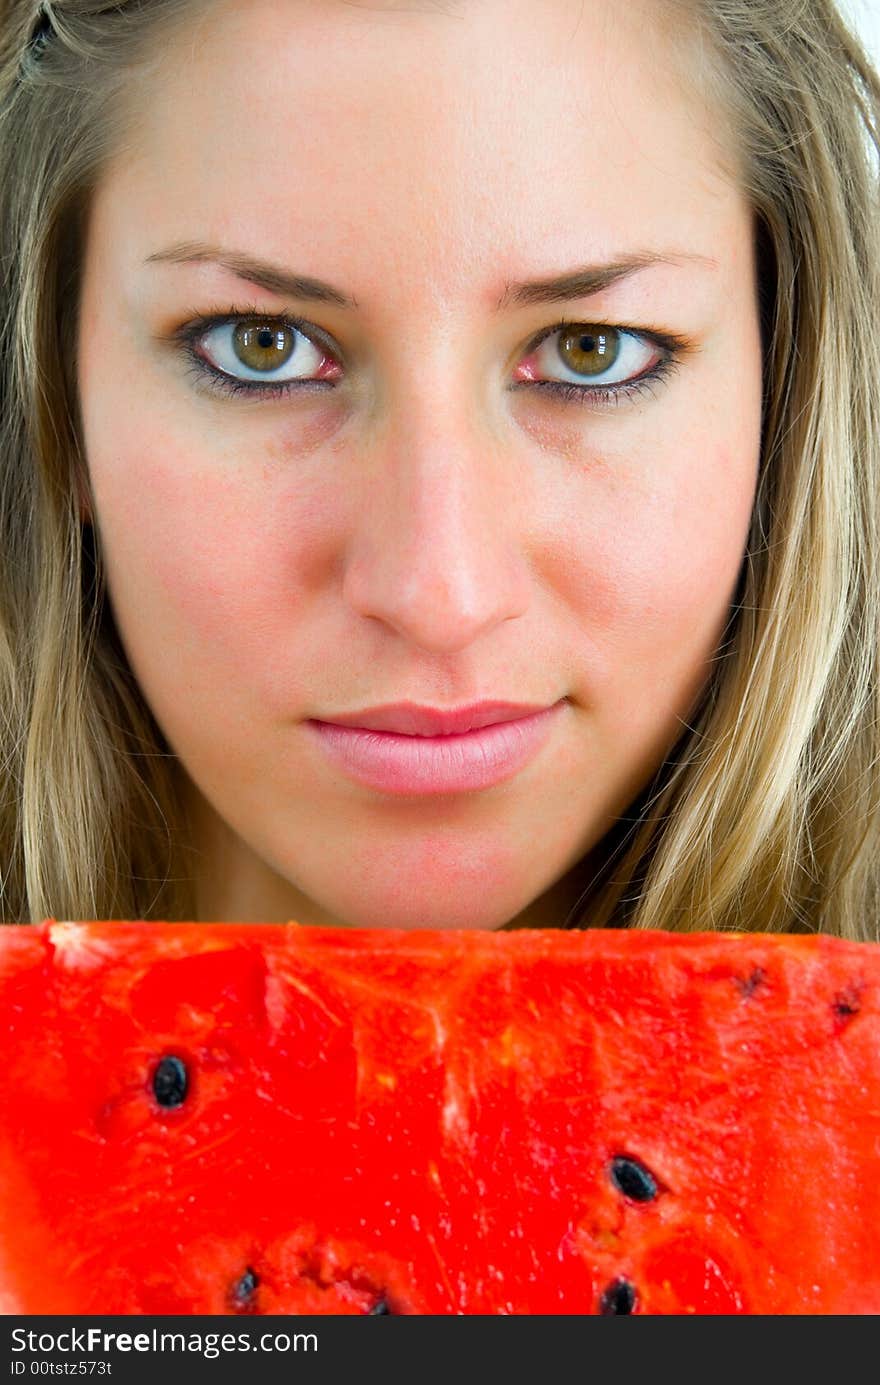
[1,0,878,935]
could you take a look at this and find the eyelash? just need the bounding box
[171,306,687,410]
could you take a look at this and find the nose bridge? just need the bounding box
[341,335,532,655]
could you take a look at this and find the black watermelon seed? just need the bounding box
[233,1267,259,1305]
[610,1155,659,1202]
[152,1055,188,1107]
[736,967,766,998]
[369,1297,392,1315]
[599,1277,637,1315]
[833,985,861,1023]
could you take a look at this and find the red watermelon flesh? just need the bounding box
[1,921,880,1316]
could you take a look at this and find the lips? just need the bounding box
[304,701,566,796]
[310,700,559,738]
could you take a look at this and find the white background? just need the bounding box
[837,0,880,70]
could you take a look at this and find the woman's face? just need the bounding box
[77,0,762,929]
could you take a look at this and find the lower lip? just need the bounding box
[304,702,566,796]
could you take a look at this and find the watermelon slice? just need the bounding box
[1,920,879,1315]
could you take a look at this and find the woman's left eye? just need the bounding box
[513,322,674,406]
[175,311,681,408]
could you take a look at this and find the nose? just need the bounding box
[341,387,533,656]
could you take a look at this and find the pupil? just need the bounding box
[257,328,274,349]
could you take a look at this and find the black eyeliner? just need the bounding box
[168,306,691,409]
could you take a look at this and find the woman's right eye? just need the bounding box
[185,315,341,399]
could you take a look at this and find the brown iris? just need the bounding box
[232,320,296,372]
[557,326,620,377]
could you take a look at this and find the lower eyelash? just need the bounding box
[188,356,680,408]
[528,357,680,409]
[182,357,333,402]
[180,319,681,407]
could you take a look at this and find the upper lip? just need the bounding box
[311,699,560,737]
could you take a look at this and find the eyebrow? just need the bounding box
[144,241,717,312]
[497,250,717,308]
[144,241,358,308]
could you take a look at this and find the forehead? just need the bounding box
[97,0,745,310]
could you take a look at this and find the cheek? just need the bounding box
[552,439,755,711]
[83,407,364,746]
[84,421,287,722]
[626,455,751,626]
[94,440,242,627]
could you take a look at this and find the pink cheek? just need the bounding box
[104,460,354,686]
[556,463,749,654]
[93,436,262,651]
